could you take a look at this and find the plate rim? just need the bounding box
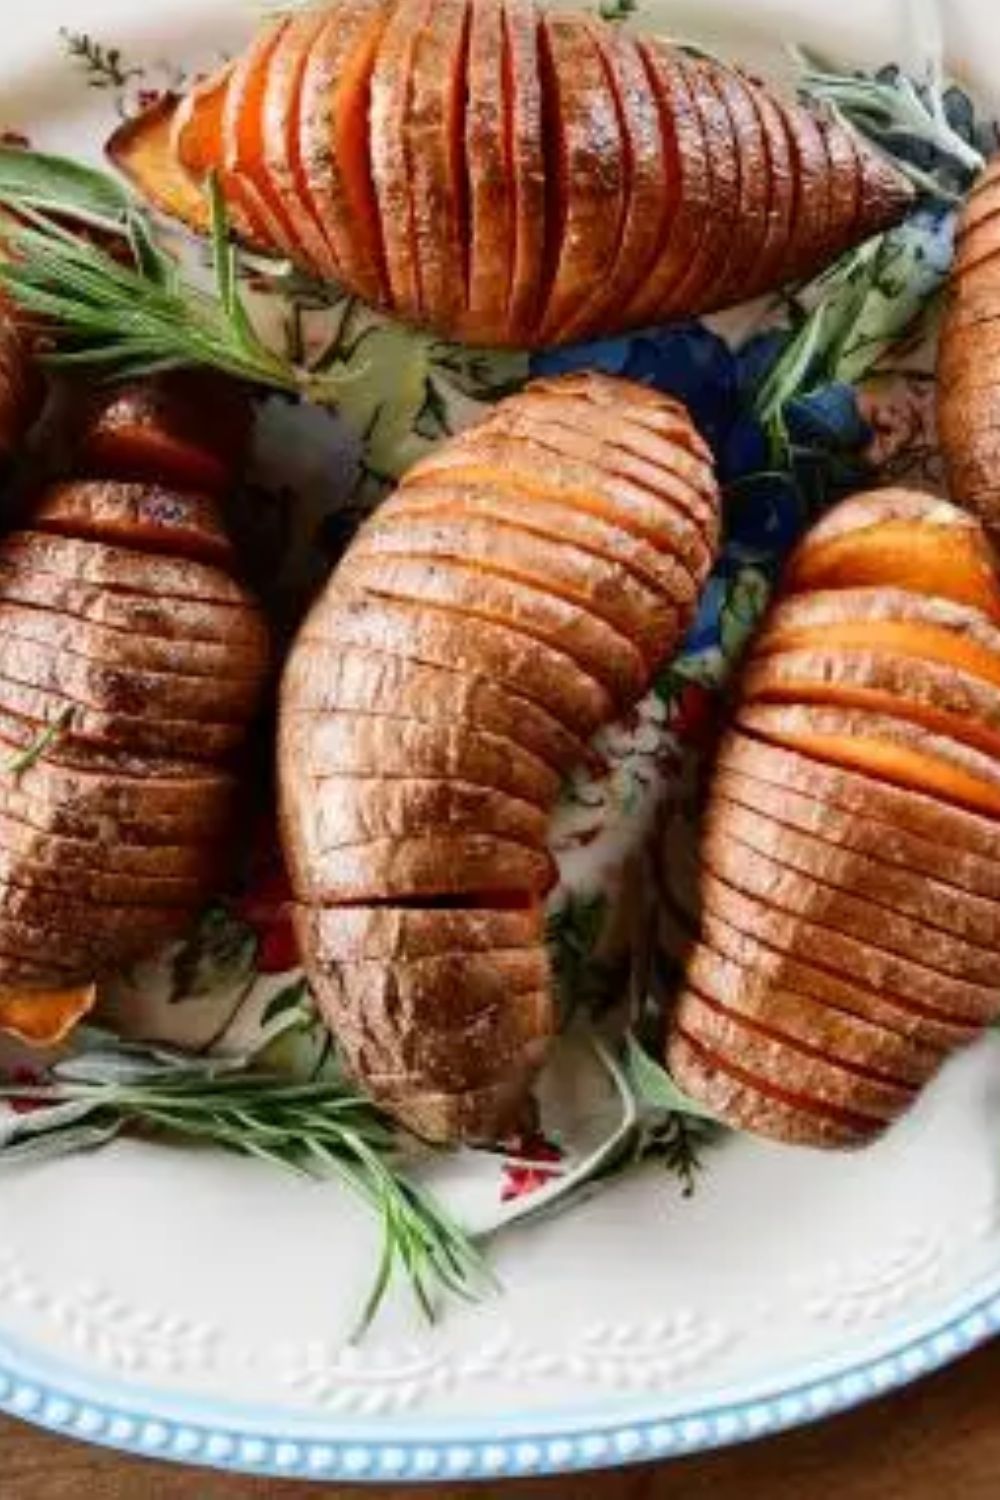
[2,1263,998,1480]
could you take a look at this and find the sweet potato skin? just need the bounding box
[0,376,269,1000]
[109,0,913,347]
[669,488,1000,1145]
[280,372,720,1141]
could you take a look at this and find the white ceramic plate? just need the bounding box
[1,0,1000,1482]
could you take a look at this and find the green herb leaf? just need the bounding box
[2,706,74,781]
[0,144,132,226]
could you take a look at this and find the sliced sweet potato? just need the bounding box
[528,372,712,459]
[408,434,710,576]
[742,646,1000,760]
[715,763,1000,906]
[536,11,626,341]
[349,509,676,666]
[172,62,231,182]
[782,514,1000,625]
[667,1029,875,1147]
[1,531,250,607]
[758,587,1000,689]
[815,107,861,262]
[0,842,205,907]
[676,985,912,1121]
[702,826,1000,993]
[739,77,795,296]
[727,707,999,833]
[283,638,587,770]
[289,832,555,904]
[106,95,213,238]
[700,59,769,309]
[0,631,259,726]
[386,482,697,614]
[298,775,547,851]
[279,708,560,809]
[222,18,308,261]
[696,910,951,1064]
[718,731,1000,869]
[0,598,263,687]
[33,482,234,569]
[769,93,829,281]
[706,793,1000,950]
[504,0,547,341]
[699,870,990,1039]
[687,945,928,1090]
[0,982,96,1047]
[662,52,740,316]
[261,10,341,280]
[75,374,252,498]
[557,24,664,341]
[0,806,214,880]
[362,1069,542,1144]
[299,903,544,961]
[299,2,390,305]
[310,947,548,1030]
[370,0,432,316]
[0,559,268,658]
[305,591,612,736]
[463,0,512,339]
[406,0,471,330]
[336,552,647,703]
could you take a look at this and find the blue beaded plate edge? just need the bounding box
[1,1265,998,1481]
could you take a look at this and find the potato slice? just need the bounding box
[288,831,555,903]
[222,18,308,261]
[662,53,740,316]
[299,904,544,961]
[291,773,547,850]
[280,708,560,808]
[261,11,341,279]
[667,1029,874,1147]
[707,793,1000,950]
[370,0,432,315]
[703,826,1000,993]
[769,94,830,280]
[1,530,250,607]
[697,908,954,1061]
[742,646,1000,760]
[676,986,912,1121]
[34,481,234,569]
[699,870,991,1037]
[406,0,470,330]
[463,0,512,339]
[336,552,647,702]
[349,509,677,665]
[701,60,770,308]
[0,843,205,907]
[536,11,626,341]
[106,96,214,238]
[284,638,586,770]
[311,948,548,1030]
[0,982,96,1047]
[304,591,612,736]
[739,77,795,297]
[383,482,698,609]
[504,0,547,342]
[172,62,232,184]
[716,763,1000,906]
[0,806,215,880]
[299,3,391,304]
[557,24,665,341]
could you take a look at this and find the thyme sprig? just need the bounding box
[0,1036,493,1338]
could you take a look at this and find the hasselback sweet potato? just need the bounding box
[0,372,269,1008]
[667,488,1000,1147]
[107,0,912,348]
[280,371,719,1142]
[939,159,1000,528]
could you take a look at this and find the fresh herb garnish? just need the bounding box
[0,1035,493,1338]
[59,30,140,91]
[3,706,74,781]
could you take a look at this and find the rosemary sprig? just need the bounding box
[2,705,74,781]
[0,1036,493,1338]
[0,154,361,401]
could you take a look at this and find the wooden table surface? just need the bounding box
[4,1336,999,1499]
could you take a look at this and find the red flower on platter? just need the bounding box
[6,1066,49,1115]
[134,88,164,113]
[232,818,300,974]
[669,681,719,749]
[500,1131,563,1203]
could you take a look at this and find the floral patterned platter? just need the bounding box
[1,0,1000,1483]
